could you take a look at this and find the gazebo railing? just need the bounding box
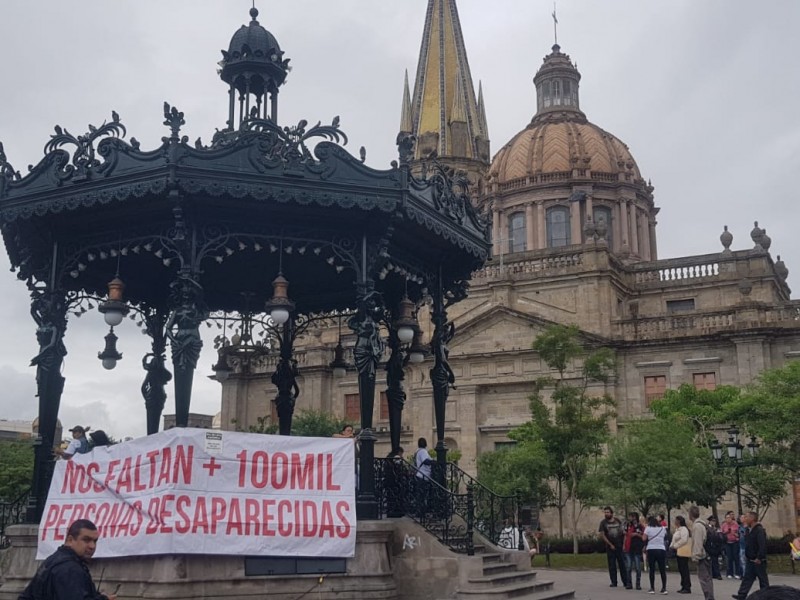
[440,462,525,551]
[374,458,474,555]
[0,488,30,549]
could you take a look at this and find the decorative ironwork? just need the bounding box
[43,112,127,182]
[163,102,186,141]
[141,306,172,435]
[442,462,524,551]
[0,142,21,197]
[374,458,474,555]
[0,488,30,550]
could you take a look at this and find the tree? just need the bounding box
[602,418,713,518]
[477,439,550,507]
[516,324,616,553]
[245,409,353,437]
[650,384,739,441]
[726,361,800,471]
[0,440,34,502]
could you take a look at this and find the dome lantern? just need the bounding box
[219,6,290,127]
[532,44,583,121]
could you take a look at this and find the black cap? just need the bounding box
[69,426,85,434]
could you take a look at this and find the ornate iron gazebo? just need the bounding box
[0,7,490,522]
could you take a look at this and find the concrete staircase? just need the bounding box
[455,551,575,600]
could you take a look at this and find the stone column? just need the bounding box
[570,201,581,246]
[492,210,500,256]
[430,276,456,483]
[384,324,406,456]
[586,194,594,219]
[641,212,652,261]
[525,203,535,251]
[536,201,546,249]
[273,321,299,436]
[649,220,658,260]
[628,203,639,255]
[733,337,771,385]
[619,201,630,252]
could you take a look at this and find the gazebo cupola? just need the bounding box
[219,6,290,125]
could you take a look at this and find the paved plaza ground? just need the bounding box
[537,567,799,600]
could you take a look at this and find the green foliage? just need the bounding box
[429,448,463,463]
[477,441,550,505]
[532,324,581,376]
[650,384,740,440]
[727,361,800,462]
[240,409,353,438]
[0,440,34,501]
[601,418,713,516]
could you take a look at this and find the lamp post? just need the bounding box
[710,425,759,515]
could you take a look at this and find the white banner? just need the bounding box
[38,429,356,559]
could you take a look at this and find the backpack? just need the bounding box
[703,523,725,557]
[18,552,72,600]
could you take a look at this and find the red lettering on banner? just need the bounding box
[68,504,85,527]
[174,444,193,484]
[54,504,70,539]
[277,500,292,536]
[244,499,260,535]
[41,505,59,541]
[95,503,110,533]
[211,497,226,534]
[236,449,248,487]
[87,462,103,493]
[133,454,147,491]
[145,497,160,534]
[325,454,340,491]
[302,501,317,537]
[116,504,134,537]
[271,453,289,489]
[159,494,175,533]
[104,459,121,492]
[318,502,335,538]
[251,450,268,489]
[262,499,276,536]
[290,453,315,490]
[116,457,133,493]
[316,453,324,490]
[335,501,351,538]
[130,500,143,536]
[191,497,209,534]
[174,495,192,533]
[156,447,172,486]
[146,449,160,488]
[227,498,243,535]
[105,502,122,538]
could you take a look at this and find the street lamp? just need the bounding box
[711,425,759,515]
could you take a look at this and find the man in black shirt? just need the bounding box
[599,506,628,588]
[733,511,769,599]
[19,519,117,600]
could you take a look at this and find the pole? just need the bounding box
[735,464,743,516]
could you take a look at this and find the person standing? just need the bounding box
[624,512,645,590]
[670,515,692,594]
[414,437,433,516]
[19,519,118,600]
[734,511,769,599]
[737,515,748,575]
[707,515,724,579]
[689,505,715,600]
[599,507,628,588]
[643,515,668,594]
[721,511,742,579]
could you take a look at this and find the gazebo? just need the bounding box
[0,7,491,522]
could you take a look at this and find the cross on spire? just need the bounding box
[552,1,559,46]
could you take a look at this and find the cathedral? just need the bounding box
[218,1,800,535]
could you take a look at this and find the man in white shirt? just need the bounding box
[414,437,433,516]
[55,426,90,460]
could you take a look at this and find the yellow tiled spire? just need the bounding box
[405,0,488,162]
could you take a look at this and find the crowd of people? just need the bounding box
[599,506,774,600]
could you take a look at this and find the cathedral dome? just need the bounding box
[490,116,642,184]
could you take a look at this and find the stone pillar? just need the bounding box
[586,194,594,219]
[273,321,299,436]
[628,203,639,255]
[536,202,546,249]
[492,209,500,256]
[141,307,171,435]
[570,201,581,246]
[649,220,658,260]
[525,203,535,251]
[733,337,771,385]
[384,324,406,456]
[619,201,630,252]
[641,212,652,261]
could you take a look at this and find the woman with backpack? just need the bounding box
[670,515,693,594]
[643,515,668,594]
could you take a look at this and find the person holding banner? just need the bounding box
[19,519,118,600]
[54,426,91,460]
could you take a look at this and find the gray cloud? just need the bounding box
[0,1,797,439]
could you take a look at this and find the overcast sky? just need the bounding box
[0,1,798,441]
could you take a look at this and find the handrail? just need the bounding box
[0,487,30,549]
[373,458,474,555]
[441,462,525,551]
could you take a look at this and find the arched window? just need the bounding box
[546,206,571,248]
[593,206,613,248]
[508,212,526,253]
